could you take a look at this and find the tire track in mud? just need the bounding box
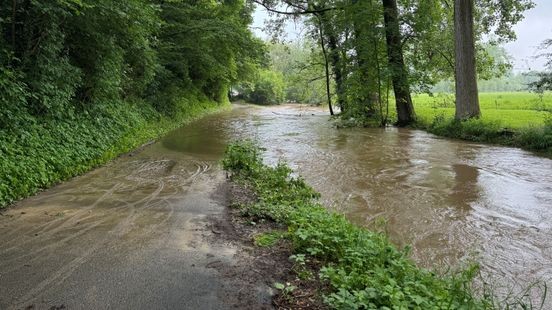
[1,157,217,308]
[0,183,124,253]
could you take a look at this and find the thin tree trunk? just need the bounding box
[316,16,334,116]
[454,0,480,119]
[327,33,345,111]
[382,0,416,126]
[12,0,17,48]
[317,10,344,113]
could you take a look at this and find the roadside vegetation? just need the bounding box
[223,141,516,309]
[0,1,264,208]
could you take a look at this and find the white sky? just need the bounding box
[504,0,552,71]
[252,0,552,71]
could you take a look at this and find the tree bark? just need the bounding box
[454,0,481,119]
[318,11,345,113]
[382,0,416,126]
[326,33,345,112]
[12,0,17,48]
[316,16,334,115]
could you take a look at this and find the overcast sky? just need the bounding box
[252,0,552,71]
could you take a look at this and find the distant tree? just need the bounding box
[529,39,552,92]
[267,42,327,105]
[240,69,286,105]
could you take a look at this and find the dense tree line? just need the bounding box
[254,0,533,125]
[0,0,263,207]
[235,42,328,105]
[0,0,263,126]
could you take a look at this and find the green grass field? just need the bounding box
[403,92,551,155]
[412,92,551,128]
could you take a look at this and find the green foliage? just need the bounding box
[267,42,328,104]
[223,141,495,309]
[409,92,552,155]
[0,0,263,208]
[414,108,552,156]
[222,140,264,177]
[0,97,224,208]
[239,69,286,105]
[258,0,532,115]
[254,231,287,247]
[274,282,297,301]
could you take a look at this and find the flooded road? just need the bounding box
[1,103,551,307]
[0,108,271,309]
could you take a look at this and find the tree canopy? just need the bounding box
[254,0,534,123]
[0,0,265,125]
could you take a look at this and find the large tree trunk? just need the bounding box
[318,11,345,113]
[382,0,415,126]
[454,0,480,119]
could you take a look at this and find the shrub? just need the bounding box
[240,69,286,105]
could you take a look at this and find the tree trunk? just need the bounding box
[316,16,334,116]
[454,0,480,119]
[327,33,345,112]
[318,11,345,113]
[382,0,415,126]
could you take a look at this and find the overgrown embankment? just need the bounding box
[336,108,552,157]
[0,1,263,208]
[412,93,552,156]
[414,115,552,157]
[222,141,499,309]
[0,96,227,208]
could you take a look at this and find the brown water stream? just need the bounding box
[202,104,551,300]
[1,103,551,307]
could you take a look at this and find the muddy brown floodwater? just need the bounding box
[1,103,551,308]
[223,104,552,304]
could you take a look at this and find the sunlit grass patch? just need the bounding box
[407,92,552,155]
[254,231,287,247]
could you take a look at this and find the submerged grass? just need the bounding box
[223,141,497,309]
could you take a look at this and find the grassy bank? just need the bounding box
[413,92,551,128]
[340,92,552,155]
[0,95,228,209]
[222,141,498,309]
[410,93,552,156]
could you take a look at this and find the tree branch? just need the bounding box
[251,0,340,15]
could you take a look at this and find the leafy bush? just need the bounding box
[223,141,494,309]
[240,69,286,105]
